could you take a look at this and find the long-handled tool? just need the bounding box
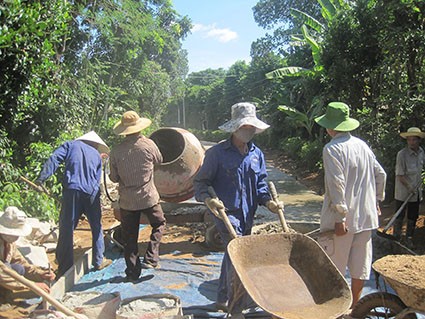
[0,260,86,318]
[377,179,422,240]
[268,181,289,233]
[20,176,49,194]
[380,193,413,236]
[19,175,61,205]
[207,186,237,238]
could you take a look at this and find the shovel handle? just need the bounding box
[0,260,84,318]
[382,192,414,233]
[207,186,237,239]
[20,176,47,194]
[268,181,290,233]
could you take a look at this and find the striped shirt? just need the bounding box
[109,134,163,210]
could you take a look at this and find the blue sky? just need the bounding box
[172,0,268,73]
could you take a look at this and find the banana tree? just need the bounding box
[266,0,350,80]
[277,104,323,139]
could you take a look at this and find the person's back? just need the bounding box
[63,140,102,193]
[109,111,165,279]
[36,131,110,277]
[315,102,386,309]
[110,134,162,210]
[38,139,102,195]
[322,133,382,233]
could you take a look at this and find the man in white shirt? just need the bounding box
[393,127,425,247]
[314,102,387,308]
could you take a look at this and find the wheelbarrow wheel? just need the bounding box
[205,224,224,251]
[112,225,125,247]
[351,292,417,319]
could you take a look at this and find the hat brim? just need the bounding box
[76,131,110,154]
[113,118,152,136]
[218,117,270,133]
[314,115,360,131]
[400,132,425,139]
[0,224,32,237]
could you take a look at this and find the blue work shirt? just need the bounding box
[38,140,102,197]
[194,138,271,233]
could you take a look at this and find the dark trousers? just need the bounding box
[120,204,166,279]
[395,198,420,222]
[57,189,104,277]
[395,197,420,237]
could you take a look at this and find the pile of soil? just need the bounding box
[373,255,425,290]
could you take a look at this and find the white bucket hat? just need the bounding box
[76,131,110,154]
[0,206,32,237]
[400,127,425,139]
[218,102,270,133]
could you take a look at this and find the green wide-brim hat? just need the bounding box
[314,102,360,131]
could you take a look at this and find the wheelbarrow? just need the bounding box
[351,254,425,318]
[208,184,352,319]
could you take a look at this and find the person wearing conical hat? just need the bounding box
[0,206,55,299]
[193,102,282,318]
[35,131,111,277]
[109,111,165,281]
[393,127,425,247]
[314,102,387,309]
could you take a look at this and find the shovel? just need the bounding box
[376,178,422,241]
[376,193,413,241]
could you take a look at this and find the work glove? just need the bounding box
[205,197,225,219]
[266,199,284,214]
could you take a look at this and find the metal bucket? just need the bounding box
[150,128,205,203]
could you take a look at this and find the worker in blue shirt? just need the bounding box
[36,131,110,277]
[194,102,283,319]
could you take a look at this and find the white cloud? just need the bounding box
[192,23,238,43]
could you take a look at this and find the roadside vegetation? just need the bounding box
[1,0,424,220]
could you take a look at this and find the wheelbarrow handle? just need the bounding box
[207,186,238,239]
[268,181,290,233]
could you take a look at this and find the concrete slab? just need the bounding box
[50,248,93,299]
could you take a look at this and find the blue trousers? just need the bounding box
[214,215,254,313]
[6,262,25,276]
[56,189,104,277]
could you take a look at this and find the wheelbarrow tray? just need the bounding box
[373,255,425,311]
[227,232,352,319]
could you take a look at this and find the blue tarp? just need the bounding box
[68,228,423,319]
[70,245,270,318]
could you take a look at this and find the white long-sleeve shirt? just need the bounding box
[320,133,387,233]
